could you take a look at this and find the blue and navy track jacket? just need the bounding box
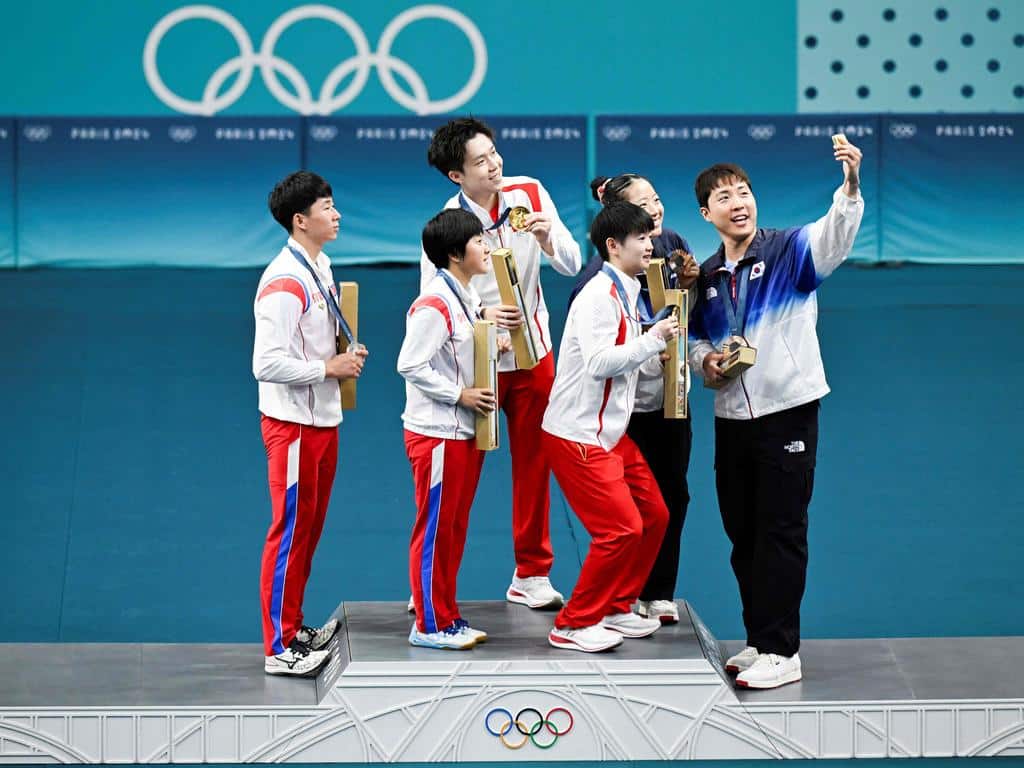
[688,187,864,420]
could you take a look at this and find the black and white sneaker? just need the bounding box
[295,619,340,650]
[264,639,330,677]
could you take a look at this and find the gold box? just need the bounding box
[337,281,358,410]
[662,288,688,419]
[491,248,539,369]
[645,258,670,312]
[705,340,757,390]
[473,320,499,451]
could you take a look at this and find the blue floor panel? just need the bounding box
[1,263,1022,644]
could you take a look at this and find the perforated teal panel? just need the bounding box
[799,1,1022,112]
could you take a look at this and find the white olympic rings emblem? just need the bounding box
[23,125,52,143]
[143,4,488,116]
[889,123,917,139]
[602,125,632,142]
[168,125,197,143]
[747,124,776,141]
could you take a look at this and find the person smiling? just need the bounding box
[689,140,864,688]
[399,208,510,650]
[422,118,581,610]
[541,202,679,653]
[570,173,700,625]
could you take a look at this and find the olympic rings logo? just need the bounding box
[889,123,917,139]
[143,4,488,116]
[747,124,776,141]
[602,125,632,142]
[23,125,52,143]
[168,125,197,143]
[484,707,574,750]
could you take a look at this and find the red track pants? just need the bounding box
[498,351,556,577]
[406,431,485,633]
[543,432,668,629]
[259,415,338,656]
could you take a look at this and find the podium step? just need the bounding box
[1,601,1022,762]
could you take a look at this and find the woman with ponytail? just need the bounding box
[568,173,699,625]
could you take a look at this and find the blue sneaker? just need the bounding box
[453,618,488,643]
[408,623,477,650]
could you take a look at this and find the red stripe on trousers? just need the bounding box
[498,351,556,577]
[406,430,485,633]
[543,432,668,629]
[259,415,338,656]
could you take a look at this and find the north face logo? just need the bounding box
[784,440,805,453]
[706,287,718,300]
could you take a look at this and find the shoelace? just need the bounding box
[289,638,313,657]
[452,618,470,631]
[442,623,464,636]
[299,624,318,639]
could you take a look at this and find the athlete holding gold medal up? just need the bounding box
[419,118,582,610]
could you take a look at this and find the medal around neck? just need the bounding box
[507,206,530,232]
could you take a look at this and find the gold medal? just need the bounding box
[507,206,530,232]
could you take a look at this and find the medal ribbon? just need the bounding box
[437,269,476,325]
[718,265,751,338]
[458,192,514,231]
[288,245,354,345]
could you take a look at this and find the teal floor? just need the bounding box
[2,263,1022,645]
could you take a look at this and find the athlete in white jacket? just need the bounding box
[254,171,367,677]
[542,202,678,653]
[399,209,508,651]
[422,118,581,609]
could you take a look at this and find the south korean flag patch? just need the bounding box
[750,261,766,280]
[706,286,718,300]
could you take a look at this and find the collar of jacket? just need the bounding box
[703,228,765,277]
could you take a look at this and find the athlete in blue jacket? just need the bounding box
[689,139,864,689]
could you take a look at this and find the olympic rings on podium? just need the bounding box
[484,706,574,749]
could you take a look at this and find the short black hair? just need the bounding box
[694,163,752,208]
[589,202,654,261]
[421,209,485,270]
[427,117,495,180]
[268,171,333,233]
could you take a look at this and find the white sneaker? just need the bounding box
[548,624,623,653]
[295,619,339,650]
[407,596,415,613]
[506,570,564,609]
[264,640,330,677]
[735,652,802,689]
[637,599,680,624]
[408,624,477,650]
[602,612,662,638]
[725,645,759,674]
[453,618,488,643]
